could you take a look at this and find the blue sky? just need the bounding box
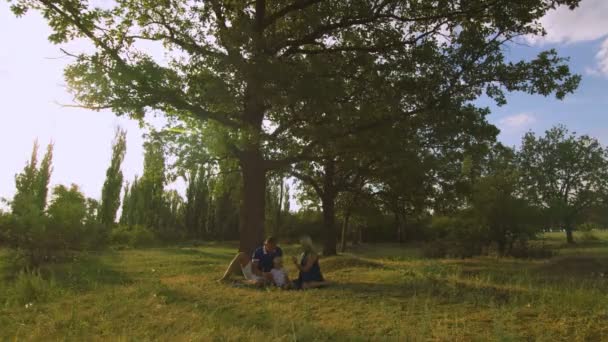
[1,1,607,205]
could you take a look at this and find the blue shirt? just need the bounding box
[252,246,283,273]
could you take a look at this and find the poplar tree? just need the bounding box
[99,128,127,227]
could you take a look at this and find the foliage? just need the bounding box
[578,222,600,232]
[6,269,61,306]
[470,152,541,256]
[99,128,127,228]
[140,139,167,230]
[109,224,158,248]
[118,137,180,236]
[11,140,54,217]
[425,145,542,257]
[0,209,11,246]
[9,0,583,254]
[47,184,88,236]
[519,125,608,243]
[4,183,106,268]
[35,142,53,211]
[425,213,485,258]
[183,166,210,239]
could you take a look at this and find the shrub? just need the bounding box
[6,269,61,306]
[3,203,58,267]
[0,210,12,246]
[425,214,486,258]
[46,184,88,249]
[578,222,599,232]
[581,230,600,242]
[3,184,109,268]
[110,225,158,248]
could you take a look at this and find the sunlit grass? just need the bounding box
[1,236,608,340]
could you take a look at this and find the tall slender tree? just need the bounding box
[99,128,127,227]
[119,181,130,225]
[12,140,54,216]
[35,142,54,212]
[12,140,40,216]
[141,139,167,230]
[184,166,210,239]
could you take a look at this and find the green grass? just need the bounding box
[1,234,608,341]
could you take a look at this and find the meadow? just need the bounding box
[2,231,608,341]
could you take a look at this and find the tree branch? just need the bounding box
[263,0,325,29]
[290,169,324,197]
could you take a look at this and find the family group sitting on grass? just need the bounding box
[219,236,329,290]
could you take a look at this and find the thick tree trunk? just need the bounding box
[395,212,403,244]
[239,50,266,253]
[340,207,351,253]
[239,150,266,255]
[565,226,574,244]
[322,194,337,256]
[276,178,283,237]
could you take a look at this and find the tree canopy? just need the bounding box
[519,125,608,243]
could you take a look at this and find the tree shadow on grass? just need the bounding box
[454,255,608,290]
[159,247,235,264]
[532,255,608,280]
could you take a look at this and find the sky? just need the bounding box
[1,1,607,206]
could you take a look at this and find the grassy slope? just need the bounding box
[1,232,608,341]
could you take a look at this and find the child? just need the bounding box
[270,257,290,289]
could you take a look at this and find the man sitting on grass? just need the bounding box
[219,236,283,286]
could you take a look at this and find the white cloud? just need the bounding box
[584,38,608,77]
[596,37,608,75]
[528,1,608,77]
[530,0,608,44]
[499,113,537,128]
[584,66,601,76]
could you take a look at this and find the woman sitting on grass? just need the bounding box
[292,236,329,289]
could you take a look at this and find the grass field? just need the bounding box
[2,231,608,341]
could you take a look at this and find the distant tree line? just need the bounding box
[2,122,607,268]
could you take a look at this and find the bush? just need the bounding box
[424,214,486,258]
[110,225,158,248]
[421,240,448,258]
[581,230,600,242]
[5,269,61,306]
[0,210,12,246]
[3,204,60,267]
[3,184,109,268]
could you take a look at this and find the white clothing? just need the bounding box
[270,268,288,287]
[241,262,263,282]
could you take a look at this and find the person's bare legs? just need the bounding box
[218,252,250,282]
[302,281,330,289]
